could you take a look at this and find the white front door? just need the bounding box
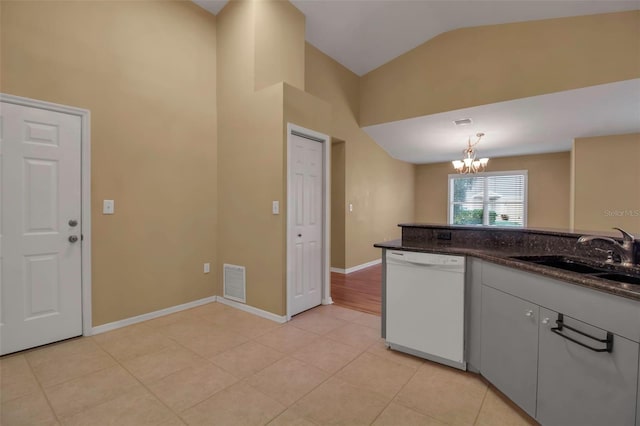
[0,102,83,355]
[289,132,323,316]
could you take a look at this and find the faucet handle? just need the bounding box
[613,227,635,243]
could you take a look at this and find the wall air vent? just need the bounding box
[223,264,246,303]
[453,118,473,126]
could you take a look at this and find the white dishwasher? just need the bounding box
[386,250,466,370]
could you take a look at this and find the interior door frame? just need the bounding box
[286,123,331,320]
[1,93,92,337]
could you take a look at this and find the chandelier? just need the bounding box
[452,132,489,174]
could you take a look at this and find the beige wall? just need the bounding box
[331,141,346,269]
[415,152,571,229]
[1,1,218,326]
[217,85,286,314]
[216,0,254,101]
[283,83,332,136]
[361,11,640,126]
[255,0,306,92]
[573,133,640,233]
[217,0,331,316]
[217,0,283,316]
[305,44,415,268]
[8,0,629,324]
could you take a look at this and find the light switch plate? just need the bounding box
[272,201,280,215]
[204,262,211,274]
[103,200,115,214]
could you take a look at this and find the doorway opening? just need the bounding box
[328,138,381,316]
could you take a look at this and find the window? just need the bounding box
[448,171,528,227]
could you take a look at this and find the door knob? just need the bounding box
[542,317,550,325]
[525,310,534,318]
[68,219,78,227]
[68,235,79,243]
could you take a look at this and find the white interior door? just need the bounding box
[0,102,83,355]
[289,132,323,316]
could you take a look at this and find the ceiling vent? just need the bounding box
[453,118,473,126]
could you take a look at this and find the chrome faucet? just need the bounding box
[577,227,637,267]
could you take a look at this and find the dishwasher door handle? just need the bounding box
[388,258,464,271]
[405,261,439,267]
[404,260,464,270]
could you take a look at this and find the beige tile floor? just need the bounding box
[0,302,538,425]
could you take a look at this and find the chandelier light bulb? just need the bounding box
[451,132,489,174]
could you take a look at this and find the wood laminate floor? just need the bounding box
[331,264,382,316]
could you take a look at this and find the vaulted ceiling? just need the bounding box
[193,1,640,163]
[194,0,638,75]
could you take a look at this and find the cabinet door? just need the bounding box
[480,285,539,417]
[537,307,639,426]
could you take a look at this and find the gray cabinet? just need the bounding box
[480,286,538,417]
[480,261,640,426]
[537,307,639,426]
[465,257,483,373]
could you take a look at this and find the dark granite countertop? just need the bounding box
[375,238,640,302]
[397,223,639,239]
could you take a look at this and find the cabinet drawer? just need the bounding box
[537,308,639,426]
[482,261,640,342]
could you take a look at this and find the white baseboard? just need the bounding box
[215,296,288,324]
[330,258,381,275]
[90,294,289,336]
[91,296,217,335]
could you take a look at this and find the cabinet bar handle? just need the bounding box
[550,313,613,353]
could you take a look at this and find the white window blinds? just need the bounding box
[448,171,528,227]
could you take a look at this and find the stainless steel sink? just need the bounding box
[592,273,640,285]
[509,255,640,286]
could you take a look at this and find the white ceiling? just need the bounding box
[363,79,640,164]
[192,0,227,15]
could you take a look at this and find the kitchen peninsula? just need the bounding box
[375,224,640,426]
[377,224,640,300]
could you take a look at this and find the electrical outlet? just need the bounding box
[204,262,211,273]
